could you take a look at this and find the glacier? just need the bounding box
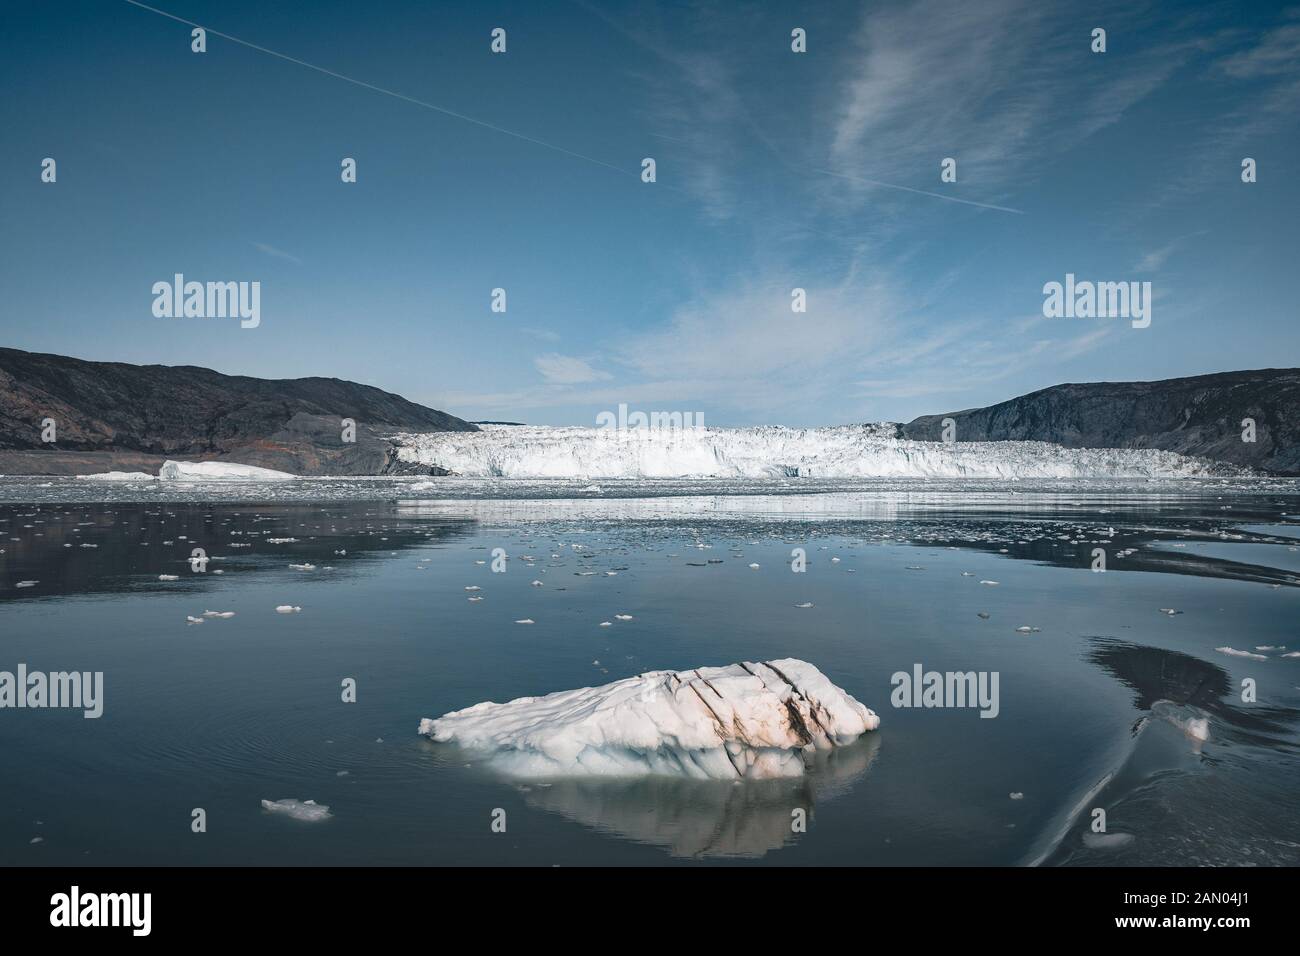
[418,659,880,780]
[390,424,1229,479]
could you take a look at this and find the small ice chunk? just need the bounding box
[186,616,204,625]
[615,614,633,621]
[16,580,38,588]
[1082,831,1134,850]
[748,563,760,569]
[203,610,235,618]
[515,618,535,624]
[260,798,332,822]
[794,602,814,608]
[1009,792,1024,800]
[1216,646,1267,661]
[979,580,999,586]
[158,574,179,581]
[275,605,302,614]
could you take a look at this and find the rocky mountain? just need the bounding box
[0,347,476,475]
[903,369,1300,474]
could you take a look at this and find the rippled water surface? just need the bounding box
[2,477,1297,865]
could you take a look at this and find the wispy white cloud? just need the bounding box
[1134,230,1207,272]
[252,241,302,264]
[827,0,1204,210]
[1218,12,1300,78]
[533,353,612,385]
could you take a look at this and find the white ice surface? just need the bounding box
[158,460,296,481]
[419,658,879,780]
[389,424,1228,479]
[260,798,331,821]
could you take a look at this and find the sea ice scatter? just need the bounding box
[260,798,332,822]
[419,659,879,780]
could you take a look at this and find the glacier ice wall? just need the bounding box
[391,424,1228,479]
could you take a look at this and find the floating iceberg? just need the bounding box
[389,423,1229,479]
[159,460,296,481]
[260,798,331,822]
[419,659,879,780]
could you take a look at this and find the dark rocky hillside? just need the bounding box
[0,347,476,475]
[904,369,1300,474]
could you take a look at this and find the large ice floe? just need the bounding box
[390,423,1228,479]
[157,460,296,481]
[77,460,297,481]
[419,659,879,780]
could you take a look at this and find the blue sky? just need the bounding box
[2,0,1298,425]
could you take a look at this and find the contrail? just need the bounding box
[813,168,1025,214]
[120,0,630,176]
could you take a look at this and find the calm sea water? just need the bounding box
[1,477,1297,866]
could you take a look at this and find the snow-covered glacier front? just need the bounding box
[391,424,1229,479]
